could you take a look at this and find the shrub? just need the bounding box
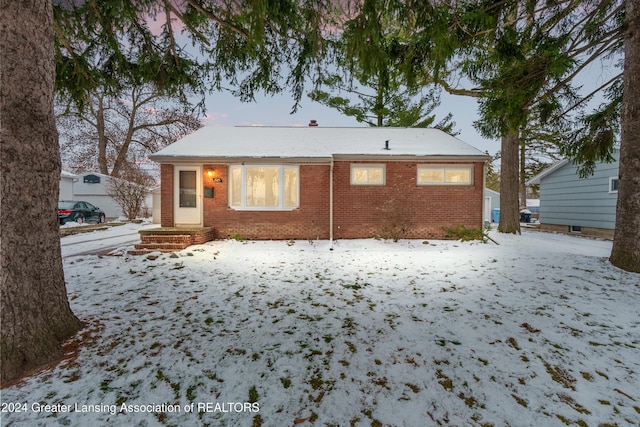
[442,225,487,242]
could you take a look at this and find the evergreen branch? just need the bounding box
[561,72,622,116]
[185,0,249,38]
[163,0,211,46]
[437,77,483,98]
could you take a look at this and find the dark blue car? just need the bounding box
[58,200,106,225]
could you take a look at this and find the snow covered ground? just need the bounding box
[2,228,639,427]
[60,221,159,257]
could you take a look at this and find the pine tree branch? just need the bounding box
[185,0,249,38]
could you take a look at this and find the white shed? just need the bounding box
[72,172,123,218]
[59,171,77,200]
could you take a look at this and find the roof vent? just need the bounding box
[309,119,318,127]
[384,140,390,150]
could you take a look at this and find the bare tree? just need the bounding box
[57,86,202,177]
[105,167,155,221]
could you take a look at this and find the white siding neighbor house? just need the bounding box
[59,171,77,200]
[483,188,500,223]
[527,149,619,239]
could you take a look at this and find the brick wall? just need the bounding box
[332,161,484,239]
[160,164,174,227]
[161,160,485,240]
[201,164,330,240]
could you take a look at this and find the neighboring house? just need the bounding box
[150,126,490,240]
[483,188,500,223]
[59,170,77,200]
[527,149,620,239]
[151,186,161,224]
[73,172,152,219]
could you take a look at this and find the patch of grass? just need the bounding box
[406,383,420,393]
[436,370,454,391]
[511,394,528,408]
[557,393,591,415]
[442,225,488,242]
[506,337,520,350]
[248,386,259,403]
[540,358,576,390]
[229,233,245,242]
[280,377,291,389]
[345,341,357,353]
[580,372,594,381]
[204,317,214,325]
[555,414,588,426]
[371,376,390,390]
[456,392,475,408]
[186,384,197,401]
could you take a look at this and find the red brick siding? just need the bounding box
[332,161,484,239]
[160,164,174,227]
[161,161,484,240]
[201,164,330,240]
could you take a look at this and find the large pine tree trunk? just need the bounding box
[498,132,521,234]
[519,136,527,210]
[610,0,640,272]
[1,0,83,385]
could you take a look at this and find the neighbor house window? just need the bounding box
[229,165,299,210]
[351,164,385,185]
[418,165,473,185]
[609,177,619,193]
[83,174,100,184]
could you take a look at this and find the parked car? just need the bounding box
[58,200,106,225]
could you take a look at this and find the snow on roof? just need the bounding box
[150,126,488,161]
[61,170,78,178]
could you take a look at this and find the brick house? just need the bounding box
[149,126,489,240]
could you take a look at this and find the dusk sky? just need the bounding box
[200,85,502,155]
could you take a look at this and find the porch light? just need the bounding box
[206,168,215,177]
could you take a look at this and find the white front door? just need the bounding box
[174,165,202,226]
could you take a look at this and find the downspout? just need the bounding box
[329,157,334,250]
[483,160,487,228]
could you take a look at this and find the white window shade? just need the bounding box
[229,165,299,210]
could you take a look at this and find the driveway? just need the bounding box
[60,222,159,257]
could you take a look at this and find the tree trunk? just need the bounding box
[610,0,640,272]
[519,132,527,209]
[97,95,109,175]
[498,132,521,234]
[0,0,83,385]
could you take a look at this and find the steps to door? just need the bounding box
[128,227,214,255]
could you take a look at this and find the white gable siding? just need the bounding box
[539,151,619,230]
[73,173,123,218]
[59,171,76,200]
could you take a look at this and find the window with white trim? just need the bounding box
[417,165,473,185]
[609,177,619,193]
[351,164,385,185]
[229,165,299,210]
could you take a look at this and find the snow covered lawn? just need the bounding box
[3,230,639,426]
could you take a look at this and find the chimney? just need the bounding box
[309,119,318,127]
